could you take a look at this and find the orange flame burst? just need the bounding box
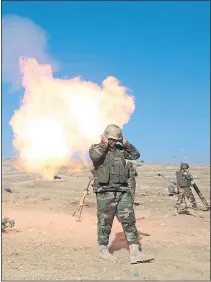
[9,57,135,179]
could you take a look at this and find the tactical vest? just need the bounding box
[176,170,191,187]
[93,148,129,191]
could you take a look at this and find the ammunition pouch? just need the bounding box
[96,164,110,184]
[109,156,127,184]
[95,150,129,186]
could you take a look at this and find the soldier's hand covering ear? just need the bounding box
[121,136,127,146]
[100,135,108,144]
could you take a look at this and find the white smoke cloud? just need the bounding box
[2,14,60,92]
[2,15,136,179]
[10,58,135,179]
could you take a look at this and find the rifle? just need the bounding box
[72,175,95,221]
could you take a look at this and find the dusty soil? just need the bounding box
[1,160,210,280]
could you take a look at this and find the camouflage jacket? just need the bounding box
[89,141,140,192]
[176,170,194,188]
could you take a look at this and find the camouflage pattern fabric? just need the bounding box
[176,170,193,188]
[127,162,138,203]
[103,124,123,140]
[89,141,140,193]
[89,141,140,166]
[174,187,197,211]
[174,170,197,211]
[96,191,139,246]
[183,171,194,181]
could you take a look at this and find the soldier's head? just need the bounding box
[103,124,123,148]
[180,162,189,171]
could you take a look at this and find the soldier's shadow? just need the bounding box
[109,230,150,254]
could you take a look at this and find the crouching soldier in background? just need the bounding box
[127,162,139,206]
[172,162,197,216]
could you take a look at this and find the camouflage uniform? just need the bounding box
[89,124,153,263]
[127,162,138,204]
[173,163,197,212]
[89,140,140,246]
[96,191,139,246]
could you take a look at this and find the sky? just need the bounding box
[1,1,210,164]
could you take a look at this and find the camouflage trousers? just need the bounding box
[96,191,139,246]
[174,187,197,211]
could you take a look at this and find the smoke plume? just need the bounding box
[3,15,136,179]
[2,14,59,92]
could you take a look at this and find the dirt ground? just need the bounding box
[2,160,210,280]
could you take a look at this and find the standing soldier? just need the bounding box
[89,124,153,263]
[172,162,197,215]
[127,162,138,205]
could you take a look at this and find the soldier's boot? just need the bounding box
[172,207,179,216]
[99,245,117,261]
[129,244,153,264]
